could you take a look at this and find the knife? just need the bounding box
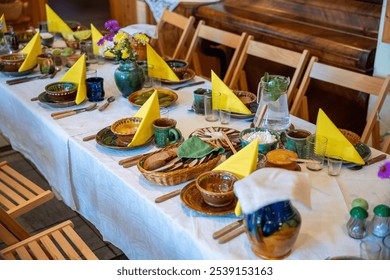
[51,103,97,119]
[171,81,205,90]
[212,219,244,239]
[217,226,245,244]
[348,154,387,170]
[6,74,49,85]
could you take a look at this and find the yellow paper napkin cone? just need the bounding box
[316,109,364,164]
[60,54,87,104]
[90,23,114,58]
[19,32,42,72]
[45,4,73,33]
[211,70,252,115]
[0,14,7,32]
[130,90,160,146]
[146,43,180,81]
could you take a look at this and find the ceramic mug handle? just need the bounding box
[168,128,181,145]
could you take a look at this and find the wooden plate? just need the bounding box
[159,68,195,85]
[180,181,237,216]
[38,91,77,108]
[128,88,178,108]
[189,127,241,152]
[96,126,154,150]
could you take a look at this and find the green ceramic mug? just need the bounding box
[153,118,182,148]
[282,129,311,158]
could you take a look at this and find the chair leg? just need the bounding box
[382,134,390,153]
[371,120,381,149]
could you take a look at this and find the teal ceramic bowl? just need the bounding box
[239,128,278,154]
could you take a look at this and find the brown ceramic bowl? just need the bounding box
[110,117,143,146]
[165,59,189,75]
[233,90,257,108]
[196,170,238,207]
[265,149,298,171]
[45,82,77,102]
[0,53,27,72]
[61,54,81,67]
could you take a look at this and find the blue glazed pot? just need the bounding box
[245,200,301,259]
[114,61,145,98]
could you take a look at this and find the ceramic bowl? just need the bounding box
[239,128,279,154]
[165,59,189,75]
[45,82,77,102]
[0,53,26,72]
[61,54,81,67]
[233,90,257,108]
[110,117,143,146]
[265,149,298,171]
[196,170,238,207]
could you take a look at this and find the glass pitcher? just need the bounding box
[253,74,290,132]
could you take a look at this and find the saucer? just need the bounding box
[0,65,37,77]
[38,91,77,108]
[180,181,237,216]
[230,102,258,120]
[159,69,195,85]
[96,126,154,150]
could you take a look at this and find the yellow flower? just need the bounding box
[121,50,130,59]
[133,33,150,45]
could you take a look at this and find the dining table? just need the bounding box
[0,56,389,260]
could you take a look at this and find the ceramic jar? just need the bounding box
[114,61,145,98]
[244,200,301,259]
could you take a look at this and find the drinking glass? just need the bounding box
[305,134,328,171]
[360,239,381,260]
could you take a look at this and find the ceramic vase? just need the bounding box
[244,200,301,259]
[114,61,145,98]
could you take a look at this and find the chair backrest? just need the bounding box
[290,56,390,147]
[229,35,310,106]
[184,20,248,85]
[151,7,196,60]
[0,208,98,260]
[0,161,54,218]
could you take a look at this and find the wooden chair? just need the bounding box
[290,56,390,149]
[229,35,310,118]
[0,208,98,260]
[184,20,248,85]
[382,134,390,153]
[150,7,196,60]
[0,161,54,218]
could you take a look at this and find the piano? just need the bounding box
[191,0,382,134]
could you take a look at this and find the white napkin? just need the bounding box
[234,168,312,214]
[120,24,157,39]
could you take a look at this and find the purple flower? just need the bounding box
[378,161,390,179]
[104,20,120,33]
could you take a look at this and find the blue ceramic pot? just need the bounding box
[245,200,301,259]
[114,61,145,98]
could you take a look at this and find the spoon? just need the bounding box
[50,66,61,79]
[98,96,115,111]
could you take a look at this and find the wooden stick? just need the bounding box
[82,134,96,142]
[289,157,320,164]
[154,189,182,203]
[222,132,237,154]
[254,104,268,128]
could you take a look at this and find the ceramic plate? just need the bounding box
[128,88,178,108]
[180,181,237,216]
[38,91,77,108]
[96,126,154,150]
[189,127,241,152]
[159,69,196,85]
[326,142,371,167]
[230,102,258,120]
[0,65,37,77]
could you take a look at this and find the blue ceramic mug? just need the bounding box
[86,77,105,102]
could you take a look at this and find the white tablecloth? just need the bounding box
[0,61,389,260]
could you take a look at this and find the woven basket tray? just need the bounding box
[339,129,361,146]
[137,143,222,186]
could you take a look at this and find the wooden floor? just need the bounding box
[0,132,128,260]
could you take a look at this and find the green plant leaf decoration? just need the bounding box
[262,73,289,102]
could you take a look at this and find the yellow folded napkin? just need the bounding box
[19,32,42,72]
[45,4,73,33]
[0,14,7,32]
[316,108,364,164]
[211,70,252,115]
[90,23,114,58]
[146,43,180,81]
[130,90,160,146]
[60,54,86,104]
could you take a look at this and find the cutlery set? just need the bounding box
[213,219,245,244]
[51,103,97,119]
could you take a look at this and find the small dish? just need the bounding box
[96,126,154,150]
[45,81,78,102]
[128,88,178,108]
[196,170,238,207]
[230,102,258,120]
[159,68,195,85]
[38,91,77,108]
[165,59,189,75]
[233,90,257,108]
[239,128,279,154]
[180,181,237,216]
[0,53,26,72]
[110,117,142,146]
[189,127,241,152]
